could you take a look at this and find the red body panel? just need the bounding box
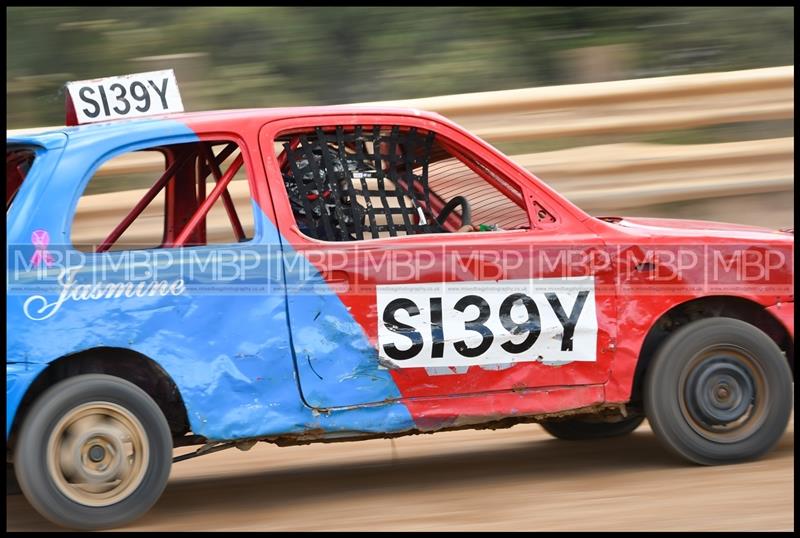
[257,115,614,412]
[175,106,793,419]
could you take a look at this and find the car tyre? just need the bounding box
[644,318,792,465]
[14,374,172,530]
[540,415,644,440]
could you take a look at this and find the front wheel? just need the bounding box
[644,318,792,465]
[14,374,173,530]
[540,415,644,440]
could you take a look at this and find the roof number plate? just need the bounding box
[66,69,184,125]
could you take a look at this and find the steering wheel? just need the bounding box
[435,195,472,231]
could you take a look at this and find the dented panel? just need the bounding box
[6,107,795,445]
[259,116,618,413]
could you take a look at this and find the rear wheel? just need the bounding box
[14,374,172,530]
[644,318,792,465]
[540,415,644,440]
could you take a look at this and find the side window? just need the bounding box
[426,156,530,231]
[274,125,530,242]
[71,140,254,252]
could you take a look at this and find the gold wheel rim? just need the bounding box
[47,402,149,507]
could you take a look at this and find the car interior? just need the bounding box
[275,124,531,241]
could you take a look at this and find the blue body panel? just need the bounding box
[6,119,414,440]
[282,248,409,409]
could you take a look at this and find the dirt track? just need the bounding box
[6,416,793,532]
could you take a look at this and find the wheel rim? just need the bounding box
[679,344,767,443]
[47,402,149,507]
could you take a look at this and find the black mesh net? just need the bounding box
[282,125,440,241]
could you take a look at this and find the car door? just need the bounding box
[259,114,616,410]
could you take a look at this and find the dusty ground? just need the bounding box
[6,416,793,532]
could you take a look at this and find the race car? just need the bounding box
[6,71,794,529]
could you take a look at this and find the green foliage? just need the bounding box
[6,7,794,128]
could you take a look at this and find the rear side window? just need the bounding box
[7,146,36,210]
[71,140,254,252]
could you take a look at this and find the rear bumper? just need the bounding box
[766,301,794,339]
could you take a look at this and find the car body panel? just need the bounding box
[6,107,794,442]
[258,115,617,411]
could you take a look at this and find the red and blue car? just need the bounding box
[6,71,794,529]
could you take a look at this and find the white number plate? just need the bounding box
[376,277,599,369]
[66,69,184,124]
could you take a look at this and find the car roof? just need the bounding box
[7,106,447,146]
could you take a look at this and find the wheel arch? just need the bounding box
[7,347,191,454]
[630,296,794,404]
